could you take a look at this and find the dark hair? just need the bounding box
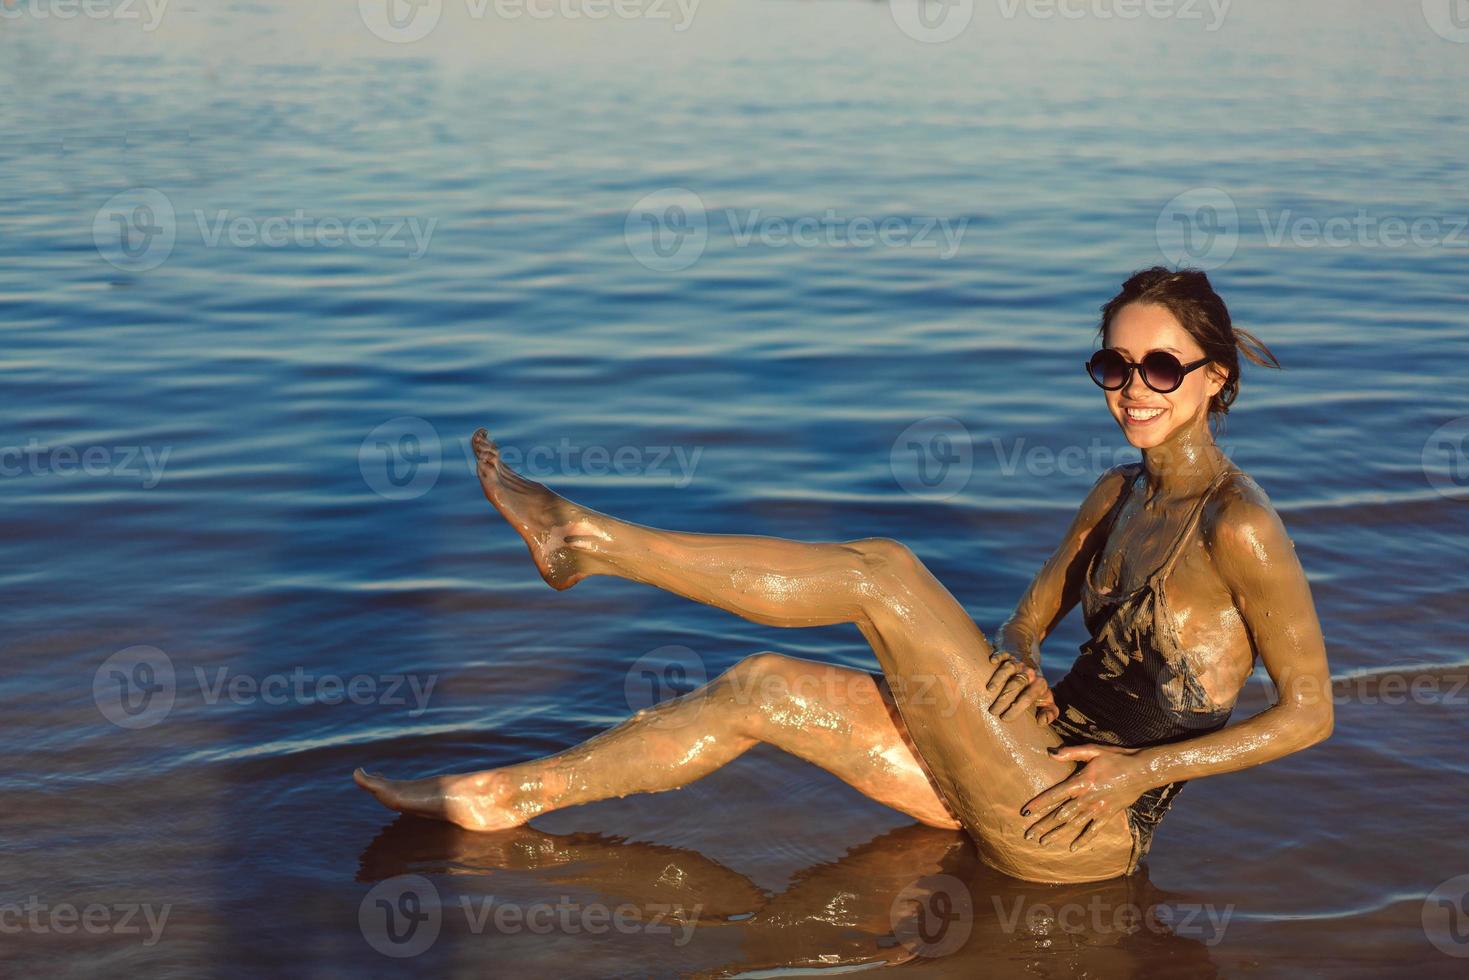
[1098,266,1279,429]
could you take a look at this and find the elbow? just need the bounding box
[1298,704,1333,748]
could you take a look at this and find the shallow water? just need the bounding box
[3,0,1468,976]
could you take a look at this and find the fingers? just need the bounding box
[1028,800,1106,848]
[1025,798,1085,845]
[1069,818,1105,852]
[989,671,1031,716]
[998,673,1049,720]
[984,651,1021,695]
[1048,744,1101,762]
[987,653,1051,720]
[1021,775,1078,818]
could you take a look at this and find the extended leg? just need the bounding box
[439,431,1133,882]
[356,653,962,833]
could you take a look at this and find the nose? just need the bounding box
[1120,364,1150,401]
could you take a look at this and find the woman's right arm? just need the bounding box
[988,463,1138,719]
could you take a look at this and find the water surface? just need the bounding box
[3,1,1468,975]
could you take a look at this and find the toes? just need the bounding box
[472,428,497,458]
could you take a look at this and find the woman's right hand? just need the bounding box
[985,650,1060,724]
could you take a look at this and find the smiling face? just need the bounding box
[1102,302,1227,450]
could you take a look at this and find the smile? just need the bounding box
[1124,406,1166,425]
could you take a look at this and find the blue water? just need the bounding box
[4,0,1469,975]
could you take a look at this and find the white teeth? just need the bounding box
[1126,407,1164,420]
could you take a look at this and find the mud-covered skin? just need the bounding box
[357,430,1138,884]
[994,301,1333,853]
[355,306,1332,884]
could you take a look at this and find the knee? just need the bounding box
[722,652,793,690]
[851,536,920,573]
[721,652,802,732]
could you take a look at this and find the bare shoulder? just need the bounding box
[1203,468,1299,580]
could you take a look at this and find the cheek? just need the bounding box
[1167,381,1209,424]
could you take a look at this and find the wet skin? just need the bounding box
[354,301,1333,884]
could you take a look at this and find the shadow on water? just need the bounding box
[356,818,1224,977]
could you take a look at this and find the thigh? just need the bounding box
[729,652,961,830]
[846,545,1137,881]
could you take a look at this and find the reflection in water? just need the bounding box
[358,818,1221,976]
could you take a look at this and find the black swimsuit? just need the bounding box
[1049,464,1238,874]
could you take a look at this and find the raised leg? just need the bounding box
[414,430,1134,882]
[356,653,962,834]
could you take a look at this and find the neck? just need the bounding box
[1138,407,1229,498]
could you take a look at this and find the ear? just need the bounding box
[1205,362,1229,399]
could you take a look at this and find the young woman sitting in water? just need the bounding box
[354,266,1334,885]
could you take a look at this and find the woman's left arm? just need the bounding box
[1020,489,1333,849]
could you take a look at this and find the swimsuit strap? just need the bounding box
[1084,465,1233,601]
[1144,467,1235,588]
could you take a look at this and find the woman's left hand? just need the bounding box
[1019,743,1152,852]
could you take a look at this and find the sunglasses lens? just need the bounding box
[1088,350,1128,389]
[1140,351,1185,392]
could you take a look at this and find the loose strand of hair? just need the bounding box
[1234,327,1280,370]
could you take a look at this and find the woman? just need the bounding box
[354,267,1334,885]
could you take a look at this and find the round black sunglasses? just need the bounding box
[1085,348,1212,394]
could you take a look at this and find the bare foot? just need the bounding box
[471,428,608,590]
[353,767,540,832]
